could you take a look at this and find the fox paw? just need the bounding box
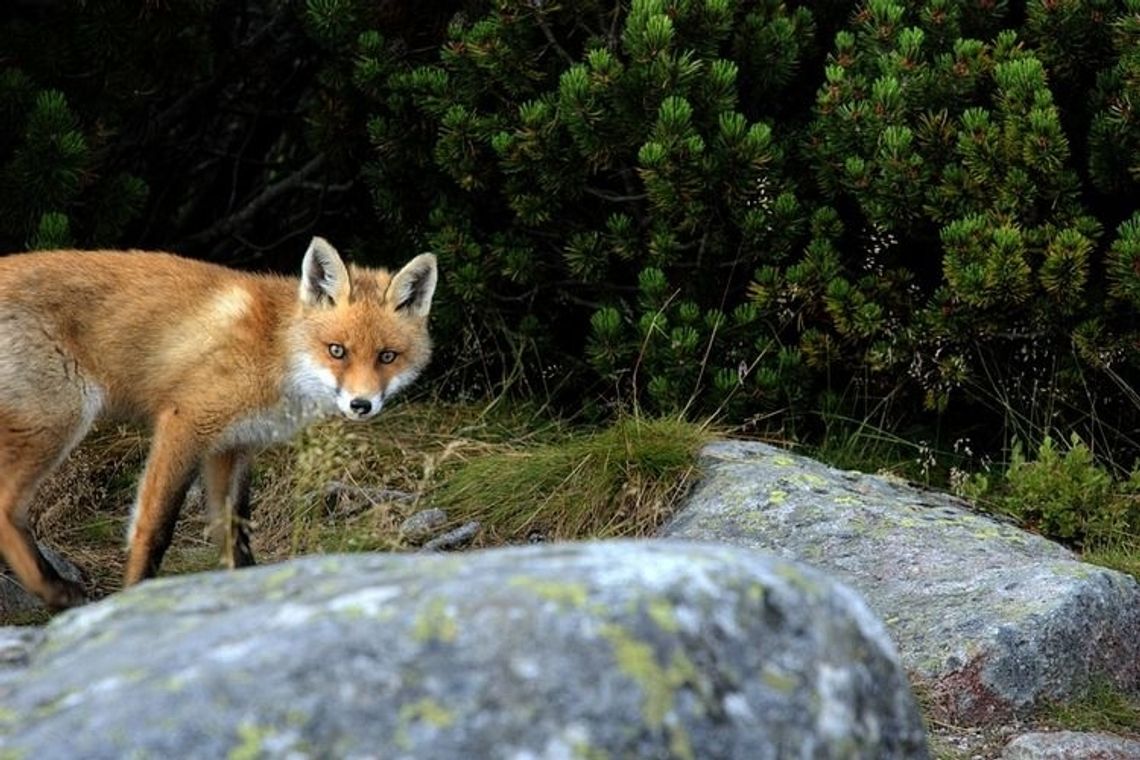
[43,579,88,612]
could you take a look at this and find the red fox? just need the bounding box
[0,237,437,609]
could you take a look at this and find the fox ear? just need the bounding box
[387,253,438,317]
[300,237,351,307]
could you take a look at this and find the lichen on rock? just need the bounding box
[662,440,1140,725]
[0,541,927,759]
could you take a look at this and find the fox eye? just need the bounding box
[328,343,346,360]
[378,350,398,364]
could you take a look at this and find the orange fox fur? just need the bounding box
[0,237,437,609]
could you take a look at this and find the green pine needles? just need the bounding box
[0,83,147,250]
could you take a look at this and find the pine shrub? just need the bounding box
[343,0,1139,457]
[2,0,1138,463]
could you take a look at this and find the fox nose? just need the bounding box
[349,398,373,415]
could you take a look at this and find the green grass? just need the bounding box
[432,416,712,542]
[1081,543,1140,581]
[233,404,712,557]
[802,411,962,489]
[1043,678,1140,735]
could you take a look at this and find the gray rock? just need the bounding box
[0,545,87,617]
[1002,731,1140,759]
[399,507,449,543]
[420,520,480,552]
[0,541,928,759]
[661,440,1140,726]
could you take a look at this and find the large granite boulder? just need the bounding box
[0,540,928,759]
[662,441,1140,725]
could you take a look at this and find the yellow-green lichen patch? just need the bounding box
[121,667,148,684]
[832,494,861,506]
[264,565,300,591]
[395,698,456,750]
[1050,562,1097,581]
[163,672,191,693]
[774,564,822,597]
[646,598,679,633]
[412,598,459,644]
[573,740,611,760]
[725,507,776,533]
[968,523,1005,540]
[508,577,590,609]
[328,586,402,620]
[319,557,345,573]
[400,698,456,728]
[124,586,186,615]
[768,490,788,505]
[761,667,798,694]
[600,624,696,760]
[859,515,894,541]
[228,722,270,760]
[771,455,796,467]
[792,472,828,488]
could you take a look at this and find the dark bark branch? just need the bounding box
[535,13,576,66]
[583,186,647,202]
[178,153,327,249]
[607,1,623,51]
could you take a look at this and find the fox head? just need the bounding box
[289,237,437,421]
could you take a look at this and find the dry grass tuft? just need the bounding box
[250,401,566,558]
[28,426,149,597]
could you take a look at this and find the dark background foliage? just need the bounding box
[0,0,470,260]
[2,0,1138,465]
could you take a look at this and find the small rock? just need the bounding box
[1002,731,1140,759]
[0,628,42,669]
[322,481,414,518]
[183,478,206,514]
[420,521,480,552]
[0,545,86,617]
[399,508,449,544]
